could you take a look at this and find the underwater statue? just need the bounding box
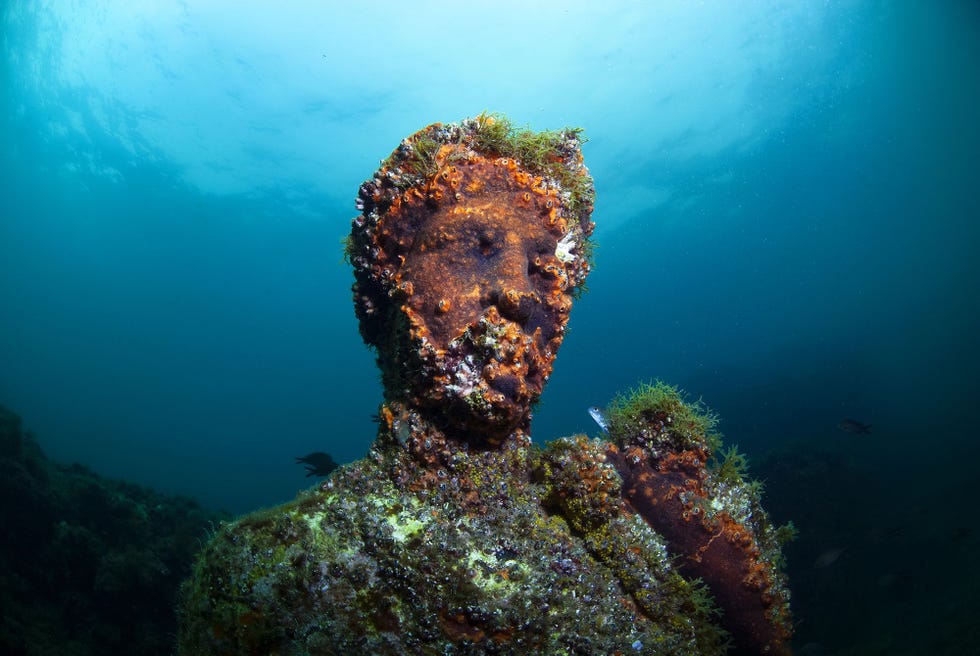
[177,114,794,655]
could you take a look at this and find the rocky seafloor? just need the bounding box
[0,405,228,656]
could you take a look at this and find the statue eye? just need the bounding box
[476,231,501,257]
[478,236,495,255]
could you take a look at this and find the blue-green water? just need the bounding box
[2,2,978,653]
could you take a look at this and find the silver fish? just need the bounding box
[588,406,609,435]
[814,547,846,568]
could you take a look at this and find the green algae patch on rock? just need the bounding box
[604,380,721,457]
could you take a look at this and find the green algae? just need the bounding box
[369,113,594,224]
[712,443,750,484]
[604,380,722,454]
[469,112,595,216]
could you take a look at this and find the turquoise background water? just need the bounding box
[2,0,978,588]
[4,2,980,651]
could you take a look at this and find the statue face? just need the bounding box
[349,120,594,443]
[398,190,573,439]
[403,201,557,349]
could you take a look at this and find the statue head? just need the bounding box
[347,115,594,444]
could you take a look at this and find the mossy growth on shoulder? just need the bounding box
[773,521,799,546]
[604,380,722,455]
[706,445,780,513]
[711,444,750,485]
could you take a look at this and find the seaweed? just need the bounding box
[605,380,721,454]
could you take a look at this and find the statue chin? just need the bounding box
[403,307,549,443]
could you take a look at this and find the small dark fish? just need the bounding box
[886,525,905,538]
[869,525,905,541]
[877,568,913,590]
[837,419,871,434]
[295,451,338,477]
[814,546,846,568]
[951,527,972,542]
[588,406,609,435]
